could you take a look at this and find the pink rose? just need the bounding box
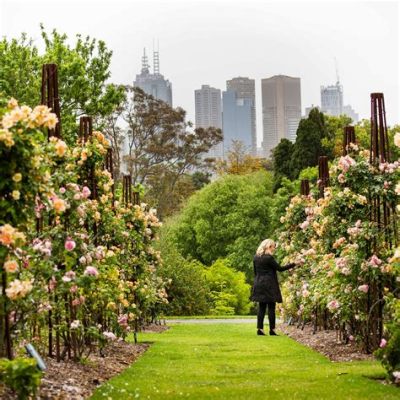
[62,270,76,282]
[327,300,340,310]
[103,331,117,341]
[70,285,78,293]
[72,298,81,307]
[337,173,345,184]
[380,338,387,348]
[84,266,99,277]
[299,220,309,230]
[81,186,91,199]
[64,238,76,251]
[358,284,369,293]
[369,255,382,267]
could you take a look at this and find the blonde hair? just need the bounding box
[256,239,276,256]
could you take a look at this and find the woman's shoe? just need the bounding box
[269,330,278,336]
[257,329,266,336]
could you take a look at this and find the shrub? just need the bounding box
[0,357,42,399]
[204,259,251,315]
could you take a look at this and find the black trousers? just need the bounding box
[257,302,276,330]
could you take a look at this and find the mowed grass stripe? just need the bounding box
[91,323,399,400]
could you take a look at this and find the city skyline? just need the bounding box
[262,75,302,156]
[0,0,398,147]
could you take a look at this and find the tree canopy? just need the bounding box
[166,171,274,280]
[0,27,125,144]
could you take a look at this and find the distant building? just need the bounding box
[320,82,343,116]
[195,85,223,159]
[261,75,301,158]
[225,77,256,155]
[343,105,359,123]
[222,90,253,156]
[320,81,359,123]
[134,48,172,106]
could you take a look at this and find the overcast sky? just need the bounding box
[0,0,399,144]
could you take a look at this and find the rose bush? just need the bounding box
[277,136,400,372]
[0,96,167,374]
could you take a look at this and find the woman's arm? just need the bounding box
[270,257,296,272]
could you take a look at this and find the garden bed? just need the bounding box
[278,322,374,362]
[1,325,169,399]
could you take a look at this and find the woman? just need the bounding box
[250,239,297,336]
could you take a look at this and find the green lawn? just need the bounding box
[91,323,398,400]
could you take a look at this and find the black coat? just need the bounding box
[250,254,295,303]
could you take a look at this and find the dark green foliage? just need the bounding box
[272,138,295,191]
[375,329,400,383]
[290,109,327,178]
[190,171,211,190]
[167,171,274,281]
[157,226,211,316]
[0,357,42,399]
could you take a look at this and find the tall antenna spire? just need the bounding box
[153,40,160,75]
[141,48,150,74]
[334,57,340,85]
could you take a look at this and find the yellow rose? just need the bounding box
[12,190,20,200]
[53,198,67,213]
[0,129,15,147]
[54,140,67,157]
[7,98,18,109]
[12,173,22,182]
[4,260,19,273]
[44,113,58,130]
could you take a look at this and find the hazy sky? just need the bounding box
[0,0,399,144]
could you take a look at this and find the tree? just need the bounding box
[118,86,222,217]
[216,140,263,175]
[0,27,125,144]
[323,114,353,157]
[272,138,295,191]
[190,171,211,190]
[290,108,327,178]
[167,171,274,281]
[97,95,126,178]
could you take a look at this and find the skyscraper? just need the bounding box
[320,82,343,116]
[320,81,359,123]
[261,75,301,157]
[195,85,223,159]
[222,89,252,155]
[225,77,256,155]
[134,48,172,106]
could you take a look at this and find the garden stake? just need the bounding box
[300,179,310,196]
[365,92,396,352]
[318,156,329,199]
[343,126,356,156]
[41,64,62,139]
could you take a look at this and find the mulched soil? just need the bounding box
[0,324,169,400]
[278,322,374,362]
